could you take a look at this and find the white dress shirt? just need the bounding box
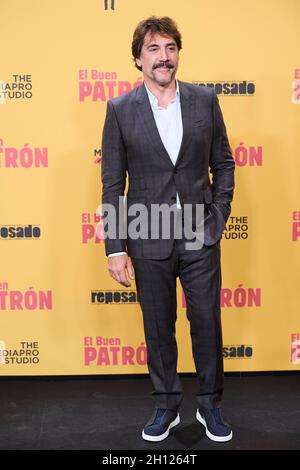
[108,79,183,257]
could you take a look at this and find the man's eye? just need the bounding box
[148,46,176,52]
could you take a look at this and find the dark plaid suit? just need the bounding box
[101,80,235,411]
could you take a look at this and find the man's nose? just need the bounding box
[159,47,169,61]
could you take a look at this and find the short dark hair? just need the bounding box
[131,16,182,71]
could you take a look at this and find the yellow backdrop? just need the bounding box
[1,0,300,375]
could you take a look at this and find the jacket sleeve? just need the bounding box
[101,100,128,256]
[209,89,235,223]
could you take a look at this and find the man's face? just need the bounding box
[136,32,179,86]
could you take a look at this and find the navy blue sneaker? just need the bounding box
[142,408,180,442]
[196,407,233,442]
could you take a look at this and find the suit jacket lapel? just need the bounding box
[135,80,194,169]
[175,79,194,168]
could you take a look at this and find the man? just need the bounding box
[101,16,235,442]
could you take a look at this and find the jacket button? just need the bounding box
[174,168,178,174]
[171,196,176,201]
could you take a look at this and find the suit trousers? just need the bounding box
[130,209,224,412]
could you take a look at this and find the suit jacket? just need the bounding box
[101,80,235,259]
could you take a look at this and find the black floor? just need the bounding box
[0,374,299,450]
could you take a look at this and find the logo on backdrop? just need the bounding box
[0,74,33,104]
[82,212,104,244]
[192,80,255,95]
[182,285,261,309]
[223,345,253,359]
[103,0,116,10]
[0,282,53,313]
[91,290,138,304]
[78,70,142,102]
[223,216,249,240]
[0,341,39,365]
[84,336,146,367]
[291,333,300,364]
[0,225,41,240]
[292,211,300,241]
[291,69,300,104]
[0,139,48,169]
[233,142,263,167]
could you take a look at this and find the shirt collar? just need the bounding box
[144,79,180,108]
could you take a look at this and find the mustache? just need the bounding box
[153,61,174,70]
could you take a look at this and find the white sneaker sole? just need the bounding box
[196,409,233,442]
[142,413,180,442]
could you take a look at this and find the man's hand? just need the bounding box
[107,254,135,287]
